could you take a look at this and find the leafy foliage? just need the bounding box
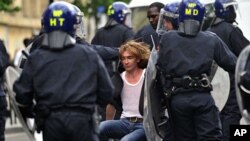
[0,0,20,12]
[72,0,130,18]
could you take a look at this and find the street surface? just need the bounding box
[6,132,29,141]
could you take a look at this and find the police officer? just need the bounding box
[134,2,164,49]
[157,0,237,140]
[155,2,180,140]
[91,1,134,77]
[235,45,250,125]
[17,4,119,70]
[91,1,134,121]
[0,40,9,141]
[207,0,250,140]
[72,4,119,61]
[13,1,114,141]
[156,1,180,34]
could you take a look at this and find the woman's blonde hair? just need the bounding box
[119,40,150,68]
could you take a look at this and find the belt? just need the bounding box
[126,117,143,123]
[171,74,211,89]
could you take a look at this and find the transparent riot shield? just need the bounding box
[235,45,250,125]
[210,65,230,111]
[5,60,43,140]
[156,9,168,36]
[4,66,36,141]
[143,36,168,141]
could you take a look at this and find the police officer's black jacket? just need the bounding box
[134,24,159,50]
[0,40,9,96]
[208,20,250,111]
[208,21,250,57]
[157,31,237,78]
[77,37,119,61]
[91,21,134,76]
[0,40,8,76]
[30,35,119,61]
[91,22,134,47]
[14,43,114,112]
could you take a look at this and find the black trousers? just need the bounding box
[43,111,98,141]
[220,75,241,141]
[0,96,7,141]
[169,91,222,141]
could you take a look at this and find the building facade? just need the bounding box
[0,0,49,60]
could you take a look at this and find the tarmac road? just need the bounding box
[6,132,29,141]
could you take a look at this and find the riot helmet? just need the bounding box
[156,1,180,35]
[42,1,78,35]
[214,0,238,23]
[107,1,132,27]
[236,45,250,124]
[178,0,205,36]
[41,1,78,49]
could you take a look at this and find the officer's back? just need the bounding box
[207,1,250,141]
[28,43,111,107]
[157,0,236,140]
[158,31,236,76]
[14,2,114,141]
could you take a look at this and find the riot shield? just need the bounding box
[4,66,42,141]
[144,44,168,141]
[210,65,230,111]
[16,43,32,71]
[235,45,250,125]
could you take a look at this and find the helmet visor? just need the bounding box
[124,13,132,28]
[156,9,168,35]
[75,13,85,39]
[156,9,179,35]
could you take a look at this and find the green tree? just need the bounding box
[72,0,130,19]
[0,0,20,12]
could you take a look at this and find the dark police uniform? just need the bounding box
[77,37,119,61]
[208,21,249,57]
[237,52,250,123]
[157,31,237,141]
[208,21,250,141]
[0,40,8,141]
[134,24,159,50]
[91,21,134,76]
[29,34,119,61]
[13,43,114,141]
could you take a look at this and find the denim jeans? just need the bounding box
[99,118,146,141]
